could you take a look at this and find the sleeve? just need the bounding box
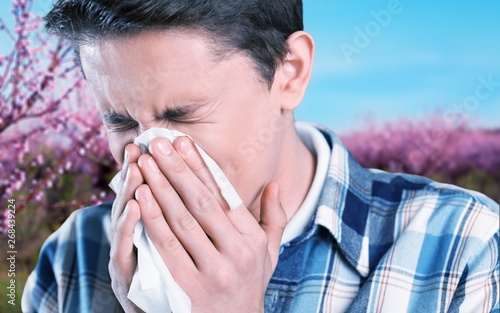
[448,216,499,312]
[449,197,500,313]
[21,213,75,313]
[367,188,500,313]
[21,203,123,313]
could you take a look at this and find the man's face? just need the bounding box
[80,30,290,211]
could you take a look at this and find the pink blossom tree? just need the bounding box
[0,0,117,238]
[0,2,119,307]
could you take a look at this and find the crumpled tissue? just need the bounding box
[109,128,242,313]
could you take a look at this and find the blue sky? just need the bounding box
[1,0,499,133]
[300,0,500,132]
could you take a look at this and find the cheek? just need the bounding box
[106,131,135,165]
[109,143,124,165]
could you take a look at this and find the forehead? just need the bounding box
[78,30,268,118]
[80,30,219,82]
[80,30,257,103]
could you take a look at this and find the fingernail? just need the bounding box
[156,139,172,156]
[148,157,161,173]
[141,187,152,203]
[178,139,193,157]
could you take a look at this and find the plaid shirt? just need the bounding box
[22,124,499,313]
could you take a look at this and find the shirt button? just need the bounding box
[272,291,279,304]
[279,243,289,254]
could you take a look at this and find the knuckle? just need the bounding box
[213,268,234,291]
[142,202,163,221]
[196,190,218,212]
[189,155,206,173]
[171,158,187,174]
[149,208,164,222]
[128,164,143,183]
[155,177,172,193]
[157,234,181,252]
[230,245,256,271]
[178,211,198,232]
[238,249,256,270]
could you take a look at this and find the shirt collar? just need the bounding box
[281,121,332,244]
[312,123,374,277]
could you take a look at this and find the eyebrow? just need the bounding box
[101,103,204,125]
[153,103,204,122]
[102,111,135,125]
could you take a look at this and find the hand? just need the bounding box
[108,143,144,312]
[135,136,287,313]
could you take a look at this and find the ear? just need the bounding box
[275,31,315,111]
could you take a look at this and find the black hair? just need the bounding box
[44,0,303,87]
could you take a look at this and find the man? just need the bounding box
[22,0,499,312]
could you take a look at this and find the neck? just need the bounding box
[277,124,316,221]
[249,121,316,222]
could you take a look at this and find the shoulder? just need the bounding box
[312,124,498,310]
[317,122,498,246]
[314,123,498,269]
[71,201,113,237]
[64,201,113,229]
[22,201,117,312]
[38,201,114,272]
[368,169,498,237]
[366,170,499,272]
[49,201,113,244]
[363,171,499,311]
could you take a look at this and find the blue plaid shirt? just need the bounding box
[22,124,499,312]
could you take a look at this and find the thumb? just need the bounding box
[259,181,287,268]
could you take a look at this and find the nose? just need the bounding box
[134,121,173,154]
[135,127,153,154]
[137,118,171,135]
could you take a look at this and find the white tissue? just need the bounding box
[109,128,243,313]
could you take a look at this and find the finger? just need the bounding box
[117,143,142,191]
[119,147,130,182]
[135,184,200,271]
[112,144,142,220]
[173,137,254,250]
[147,138,240,249]
[111,163,143,240]
[109,200,144,313]
[173,137,229,211]
[136,156,221,266]
[259,182,287,268]
[109,199,140,287]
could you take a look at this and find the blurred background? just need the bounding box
[1,0,499,311]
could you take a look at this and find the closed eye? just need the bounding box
[154,104,204,124]
[102,112,139,132]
